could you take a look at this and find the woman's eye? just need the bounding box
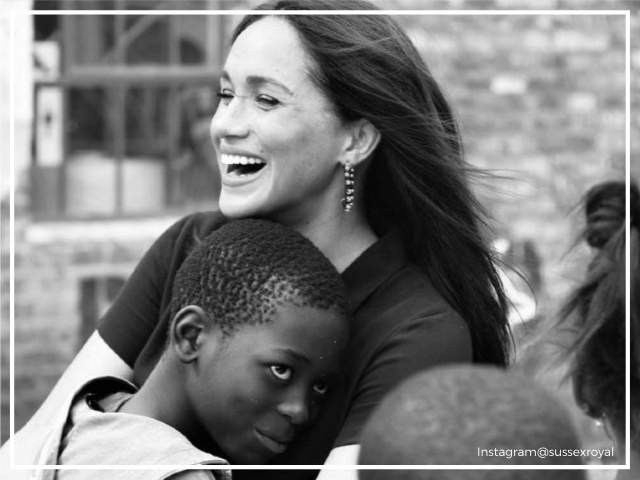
[269,365,292,381]
[256,94,280,108]
[216,90,234,105]
[312,382,329,396]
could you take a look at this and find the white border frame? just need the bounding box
[5,6,632,473]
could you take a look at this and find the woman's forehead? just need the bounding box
[225,17,313,90]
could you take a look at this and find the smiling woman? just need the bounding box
[220,154,267,177]
[3,0,511,478]
[211,17,355,230]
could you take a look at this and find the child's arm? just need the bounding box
[2,214,225,478]
[0,331,132,473]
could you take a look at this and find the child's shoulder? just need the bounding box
[45,377,229,480]
[64,378,223,463]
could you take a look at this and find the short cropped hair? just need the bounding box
[169,219,349,336]
[358,365,585,480]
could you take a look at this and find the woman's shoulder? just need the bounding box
[389,266,471,344]
[351,259,472,360]
[337,261,473,447]
[346,231,454,317]
[346,229,469,344]
[174,210,228,238]
[368,262,463,324]
[156,210,228,256]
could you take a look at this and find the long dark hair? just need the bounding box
[559,181,639,448]
[232,0,511,365]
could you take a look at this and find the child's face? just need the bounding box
[187,303,347,464]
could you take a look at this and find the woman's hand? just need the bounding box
[0,331,133,478]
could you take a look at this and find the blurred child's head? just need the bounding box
[358,365,585,480]
[166,219,349,464]
[559,181,639,457]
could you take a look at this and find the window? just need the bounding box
[32,1,229,219]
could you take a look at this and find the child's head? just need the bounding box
[358,365,585,480]
[166,219,349,464]
[558,180,639,457]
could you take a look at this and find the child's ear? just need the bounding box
[171,305,209,363]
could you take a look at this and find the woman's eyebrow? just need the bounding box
[245,75,294,96]
[220,70,293,96]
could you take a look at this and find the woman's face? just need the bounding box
[210,17,349,223]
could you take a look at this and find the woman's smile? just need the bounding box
[210,16,349,222]
[219,151,268,186]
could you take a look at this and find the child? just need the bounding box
[555,181,639,479]
[358,365,585,480]
[35,219,350,480]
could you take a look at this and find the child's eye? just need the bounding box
[256,94,280,109]
[216,89,234,105]
[312,381,329,396]
[269,365,292,381]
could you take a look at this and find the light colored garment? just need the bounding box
[31,377,231,480]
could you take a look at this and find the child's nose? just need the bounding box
[276,389,311,427]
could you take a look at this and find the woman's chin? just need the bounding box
[218,195,262,220]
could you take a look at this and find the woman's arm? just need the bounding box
[0,332,131,472]
[1,213,224,478]
[1,213,224,470]
[1,217,178,468]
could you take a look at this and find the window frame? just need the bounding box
[31,8,227,220]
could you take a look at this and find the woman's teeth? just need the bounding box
[220,154,267,175]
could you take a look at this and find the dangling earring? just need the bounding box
[342,161,355,213]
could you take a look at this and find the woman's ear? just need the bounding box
[170,305,209,363]
[341,118,381,167]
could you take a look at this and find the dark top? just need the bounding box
[98,211,472,470]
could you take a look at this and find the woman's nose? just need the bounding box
[277,389,311,427]
[210,98,250,141]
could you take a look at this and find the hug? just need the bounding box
[2,1,634,480]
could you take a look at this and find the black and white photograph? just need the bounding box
[0,1,638,479]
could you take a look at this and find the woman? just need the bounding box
[556,181,639,479]
[3,1,510,477]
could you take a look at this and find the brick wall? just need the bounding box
[2,3,638,466]
[3,217,179,442]
[397,8,628,304]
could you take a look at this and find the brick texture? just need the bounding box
[1,4,637,468]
